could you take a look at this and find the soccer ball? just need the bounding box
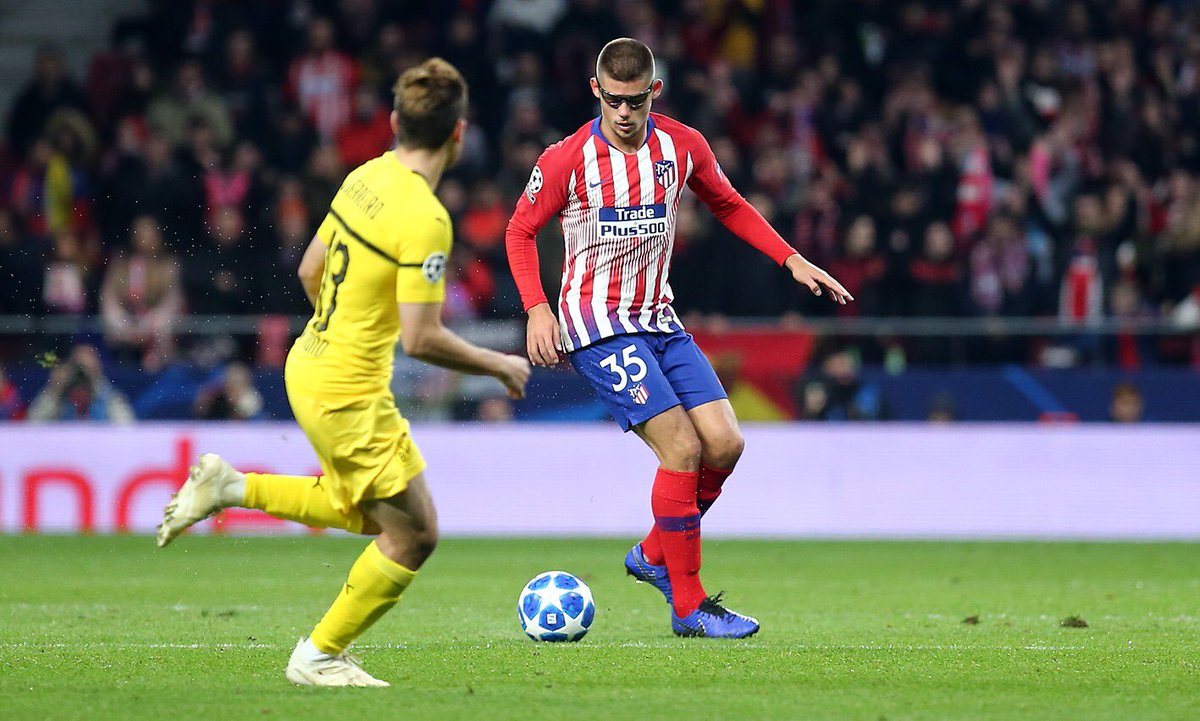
[517,571,595,642]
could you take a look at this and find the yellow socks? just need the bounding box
[310,541,416,654]
[244,473,367,534]
[242,477,416,653]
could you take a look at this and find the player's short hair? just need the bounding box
[392,58,468,150]
[596,38,655,85]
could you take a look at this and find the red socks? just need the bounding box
[649,467,706,616]
[642,464,732,565]
[696,464,732,514]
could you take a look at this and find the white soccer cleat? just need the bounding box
[155,453,241,548]
[285,638,390,688]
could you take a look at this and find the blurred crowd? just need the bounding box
[0,344,263,422]
[2,0,1200,372]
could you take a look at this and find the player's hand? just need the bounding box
[526,303,564,367]
[496,353,532,400]
[784,254,854,305]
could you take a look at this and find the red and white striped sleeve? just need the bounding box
[683,129,798,267]
[505,142,573,312]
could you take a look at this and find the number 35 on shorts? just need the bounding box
[599,344,647,392]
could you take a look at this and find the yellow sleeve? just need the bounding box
[395,211,452,303]
[315,211,338,245]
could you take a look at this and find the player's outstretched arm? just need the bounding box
[784,254,854,305]
[398,301,531,399]
[681,125,854,306]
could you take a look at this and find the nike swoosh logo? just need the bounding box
[588,180,602,188]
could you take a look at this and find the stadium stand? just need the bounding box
[2,0,1198,420]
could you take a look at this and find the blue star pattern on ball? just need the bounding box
[521,591,542,620]
[559,591,584,617]
[517,571,596,642]
[539,605,567,631]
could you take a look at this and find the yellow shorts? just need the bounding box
[285,370,426,516]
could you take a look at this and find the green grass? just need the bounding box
[2,536,1197,720]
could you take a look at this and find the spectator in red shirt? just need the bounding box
[288,17,358,141]
[910,221,965,317]
[461,180,509,254]
[335,86,393,167]
[828,215,887,317]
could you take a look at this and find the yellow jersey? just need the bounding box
[290,151,452,398]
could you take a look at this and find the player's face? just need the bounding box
[591,73,663,145]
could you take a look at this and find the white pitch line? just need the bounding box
[0,642,280,650]
[4,603,269,612]
[0,641,1090,652]
[615,642,1089,651]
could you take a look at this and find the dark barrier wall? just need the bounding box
[4,362,1197,422]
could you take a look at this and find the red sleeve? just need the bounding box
[505,143,572,311]
[684,130,798,266]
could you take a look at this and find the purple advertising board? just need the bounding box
[1,424,1196,538]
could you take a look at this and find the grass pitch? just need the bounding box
[2,536,1196,720]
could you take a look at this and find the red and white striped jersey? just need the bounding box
[288,50,358,141]
[506,113,796,352]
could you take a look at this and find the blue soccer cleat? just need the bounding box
[624,543,673,605]
[671,593,760,639]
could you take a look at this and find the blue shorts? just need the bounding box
[570,331,727,431]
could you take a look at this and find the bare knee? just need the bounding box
[362,474,439,568]
[375,522,438,569]
[661,427,702,471]
[412,524,438,562]
[402,521,438,568]
[705,430,745,469]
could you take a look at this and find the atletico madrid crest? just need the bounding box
[629,383,649,405]
[653,160,676,189]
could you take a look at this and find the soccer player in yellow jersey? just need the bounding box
[155,58,531,688]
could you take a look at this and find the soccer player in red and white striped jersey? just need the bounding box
[506,38,852,638]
